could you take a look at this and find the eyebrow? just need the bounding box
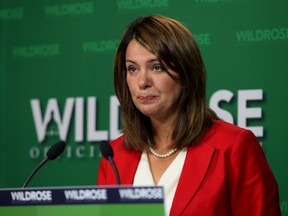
[125,58,160,64]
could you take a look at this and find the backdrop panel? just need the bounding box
[0,0,287,214]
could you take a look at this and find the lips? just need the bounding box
[138,95,158,103]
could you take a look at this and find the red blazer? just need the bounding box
[97,120,281,216]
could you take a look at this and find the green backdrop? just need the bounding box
[1,0,287,214]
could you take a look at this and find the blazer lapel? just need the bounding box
[170,140,215,215]
[118,149,142,185]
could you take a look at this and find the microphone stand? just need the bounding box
[108,156,120,185]
[22,157,49,189]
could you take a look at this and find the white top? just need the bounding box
[133,149,187,215]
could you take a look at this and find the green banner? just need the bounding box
[1,0,287,214]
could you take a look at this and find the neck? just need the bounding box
[150,113,175,152]
[150,119,175,151]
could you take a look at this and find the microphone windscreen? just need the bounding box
[46,141,66,160]
[100,141,114,159]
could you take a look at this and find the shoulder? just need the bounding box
[203,120,260,151]
[110,135,124,147]
[109,135,126,155]
[202,123,280,215]
[109,135,142,159]
[212,120,250,136]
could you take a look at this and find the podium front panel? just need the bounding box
[0,186,165,216]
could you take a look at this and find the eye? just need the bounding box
[127,65,137,73]
[152,64,163,72]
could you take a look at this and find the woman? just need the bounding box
[97,15,280,215]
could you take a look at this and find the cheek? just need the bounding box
[172,86,182,101]
[126,76,132,90]
[126,77,136,96]
[160,78,181,95]
[165,82,182,103]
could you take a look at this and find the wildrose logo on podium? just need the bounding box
[0,187,164,205]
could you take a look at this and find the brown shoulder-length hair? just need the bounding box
[114,15,217,151]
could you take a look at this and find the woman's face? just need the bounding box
[125,40,182,122]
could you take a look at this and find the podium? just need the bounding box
[0,186,165,216]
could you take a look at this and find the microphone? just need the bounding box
[100,141,121,185]
[22,141,66,188]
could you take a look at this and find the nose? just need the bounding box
[138,70,151,90]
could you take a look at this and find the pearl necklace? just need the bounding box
[148,139,178,158]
